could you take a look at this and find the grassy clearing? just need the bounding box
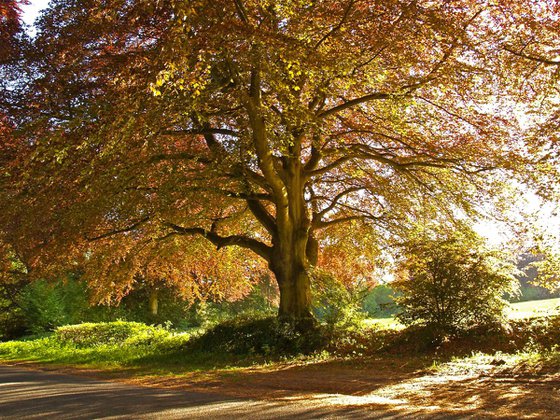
[0,330,194,372]
[364,297,560,329]
[0,319,330,375]
[507,297,560,319]
[362,316,404,330]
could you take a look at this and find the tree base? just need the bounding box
[277,313,318,333]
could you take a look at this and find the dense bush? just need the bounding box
[393,227,518,336]
[17,278,92,333]
[14,276,199,334]
[0,277,27,339]
[55,321,160,347]
[0,308,26,340]
[508,316,560,350]
[187,316,328,356]
[0,246,29,340]
[311,270,367,329]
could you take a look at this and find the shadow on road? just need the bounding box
[0,365,413,419]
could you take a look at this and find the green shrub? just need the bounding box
[17,277,95,334]
[508,316,560,350]
[0,281,28,340]
[0,304,26,340]
[326,325,391,357]
[311,270,367,330]
[55,321,160,347]
[393,226,518,336]
[362,284,400,317]
[187,316,328,356]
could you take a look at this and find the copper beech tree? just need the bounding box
[2,0,554,325]
[0,0,29,284]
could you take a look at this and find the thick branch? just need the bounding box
[318,92,397,118]
[246,198,277,235]
[165,222,272,261]
[303,143,322,172]
[234,0,249,23]
[313,215,368,230]
[310,143,460,175]
[246,54,287,205]
[86,216,150,241]
[162,128,239,137]
[306,156,352,178]
[314,0,355,49]
[504,46,560,66]
[148,152,212,165]
[313,187,364,222]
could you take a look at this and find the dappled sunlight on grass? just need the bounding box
[2,300,560,417]
[361,317,405,330]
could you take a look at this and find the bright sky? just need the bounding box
[21,0,50,27]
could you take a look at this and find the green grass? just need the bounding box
[0,331,197,371]
[362,297,560,329]
[2,298,560,378]
[362,316,405,330]
[507,297,560,320]
[0,319,328,374]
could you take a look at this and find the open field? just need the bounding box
[507,297,560,320]
[365,297,560,330]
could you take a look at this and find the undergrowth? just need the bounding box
[1,316,560,375]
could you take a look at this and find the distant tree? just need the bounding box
[393,225,518,335]
[1,1,551,326]
[0,241,28,338]
[511,253,560,302]
[362,284,399,318]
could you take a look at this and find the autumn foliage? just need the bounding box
[1,1,558,323]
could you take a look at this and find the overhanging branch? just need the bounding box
[164,222,272,261]
[86,216,150,241]
[318,92,397,118]
[162,128,239,137]
[504,46,560,66]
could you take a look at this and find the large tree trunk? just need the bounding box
[270,255,315,330]
[271,256,313,321]
[269,170,318,330]
[246,61,318,328]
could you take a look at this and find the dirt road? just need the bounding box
[2,362,558,419]
[0,365,410,419]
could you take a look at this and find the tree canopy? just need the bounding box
[1,0,557,324]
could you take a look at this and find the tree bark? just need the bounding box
[270,249,315,330]
[148,288,159,316]
[268,164,316,330]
